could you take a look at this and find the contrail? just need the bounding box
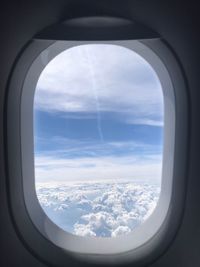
[84,46,104,142]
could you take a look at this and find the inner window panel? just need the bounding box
[34,44,164,238]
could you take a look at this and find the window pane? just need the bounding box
[34,44,163,238]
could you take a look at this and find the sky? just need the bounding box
[34,44,164,184]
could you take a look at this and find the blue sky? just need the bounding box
[34,44,163,184]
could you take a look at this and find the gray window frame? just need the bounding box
[6,39,188,266]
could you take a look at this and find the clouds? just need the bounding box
[34,45,163,238]
[35,152,162,183]
[36,181,160,237]
[35,136,162,157]
[126,118,164,127]
[34,43,163,191]
[34,44,163,125]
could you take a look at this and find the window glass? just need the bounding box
[34,44,163,238]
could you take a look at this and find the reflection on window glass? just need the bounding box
[34,44,163,237]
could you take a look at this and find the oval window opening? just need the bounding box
[34,44,164,238]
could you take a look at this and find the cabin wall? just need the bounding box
[0,1,199,266]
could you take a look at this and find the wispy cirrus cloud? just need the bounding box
[126,118,164,127]
[34,137,163,158]
[34,44,163,126]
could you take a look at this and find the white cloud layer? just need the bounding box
[36,181,160,237]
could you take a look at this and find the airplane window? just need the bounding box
[34,44,163,238]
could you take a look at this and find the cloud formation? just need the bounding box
[36,181,160,237]
[34,45,163,238]
[34,44,163,125]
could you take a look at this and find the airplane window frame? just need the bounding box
[5,38,188,266]
[23,40,170,253]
